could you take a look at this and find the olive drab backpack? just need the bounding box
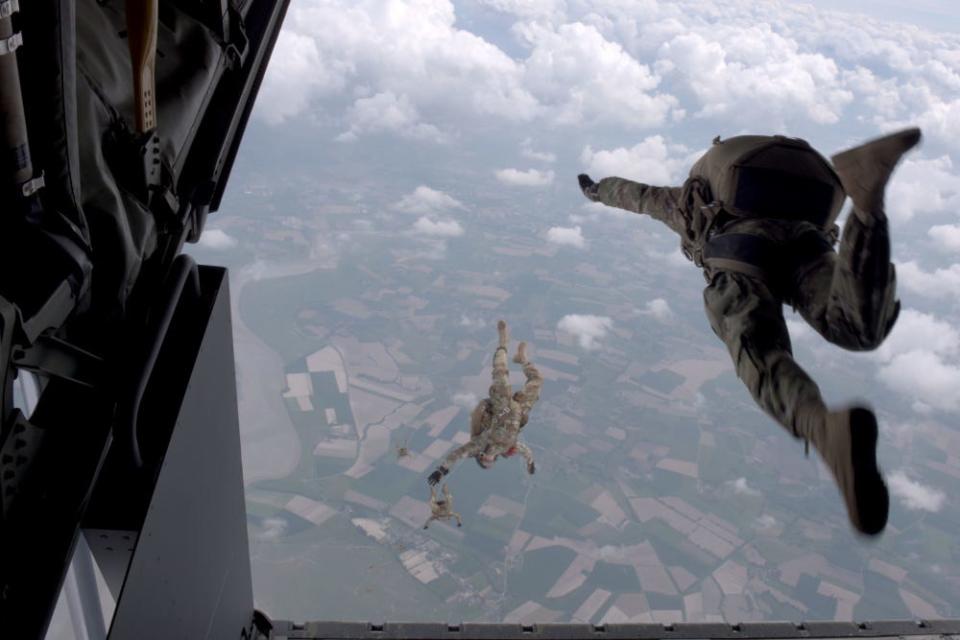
[689,135,846,229]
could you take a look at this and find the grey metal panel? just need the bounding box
[83,529,138,601]
[107,267,252,640]
[270,620,960,640]
[72,535,109,640]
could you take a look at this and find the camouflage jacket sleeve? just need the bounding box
[441,438,484,470]
[515,442,534,467]
[594,177,687,237]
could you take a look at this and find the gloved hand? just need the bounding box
[428,466,449,486]
[578,174,599,201]
[527,461,536,475]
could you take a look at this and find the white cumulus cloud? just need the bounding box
[558,314,613,350]
[581,136,696,185]
[641,298,673,321]
[731,477,761,497]
[655,27,852,128]
[929,224,960,252]
[547,226,585,248]
[868,309,960,413]
[889,471,946,512]
[255,30,347,125]
[412,217,464,237]
[885,155,960,221]
[521,138,556,163]
[453,391,479,408]
[877,350,960,413]
[517,20,679,128]
[872,309,959,363]
[897,261,960,301]
[337,91,446,142]
[495,168,555,186]
[256,517,288,541]
[475,0,565,20]
[393,186,466,215]
[257,0,538,130]
[197,228,238,250]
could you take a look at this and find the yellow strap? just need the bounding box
[125,0,158,133]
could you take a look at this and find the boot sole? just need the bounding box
[830,127,922,169]
[848,408,888,535]
[831,129,921,219]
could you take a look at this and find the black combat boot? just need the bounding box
[800,405,889,535]
[831,128,921,224]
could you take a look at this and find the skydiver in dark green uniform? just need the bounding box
[577,128,922,536]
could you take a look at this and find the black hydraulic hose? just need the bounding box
[0,2,33,195]
[122,254,200,468]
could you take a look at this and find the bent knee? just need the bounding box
[836,299,900,352]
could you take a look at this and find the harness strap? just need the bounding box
[703,233,778,279]
[702,229,833,288]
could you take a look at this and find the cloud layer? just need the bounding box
[258,0,960,156]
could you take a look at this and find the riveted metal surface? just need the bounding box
[271,620,960,640]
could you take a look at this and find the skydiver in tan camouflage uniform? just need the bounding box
[423,483,462,529]
[577,128,922,536]
[428,320,542,485]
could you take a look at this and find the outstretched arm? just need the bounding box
[579,174,686,236]
[429,438,484,485]
[515,442,535,474]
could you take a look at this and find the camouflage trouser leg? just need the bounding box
[791,214,898,350]
[521,361,542,400]
[490,346,511,413]
[704,271,825,436]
